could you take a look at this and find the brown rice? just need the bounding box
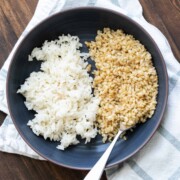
[86,28,158,141]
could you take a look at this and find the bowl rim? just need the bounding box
[6,6,168,170]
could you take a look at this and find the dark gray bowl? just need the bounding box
[7,7,168,170]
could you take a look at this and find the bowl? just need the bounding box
[7,7,168,170]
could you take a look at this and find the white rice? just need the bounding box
[17,35,100,150]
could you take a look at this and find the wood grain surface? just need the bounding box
[0,0,179,179]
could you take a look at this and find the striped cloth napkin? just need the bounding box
[0,0,180,179]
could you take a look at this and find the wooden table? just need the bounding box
[0,0,179,179]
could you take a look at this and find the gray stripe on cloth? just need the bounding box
[111,0,120,7]
[169,167,180,180]
[88,0,97,6]
[169,71,180,94]
[48,0,59,15]
[106,164,122,177]
[127,160,153,180]
[21,30,29,37]
[158,125,180,151]
[63,0,89,10]
[0,91,3,96]
[0,69,7,77]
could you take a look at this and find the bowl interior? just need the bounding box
[7,7,168,169]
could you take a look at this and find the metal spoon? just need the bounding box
[84,126,131,180]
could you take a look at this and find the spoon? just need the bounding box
[84,126,132,180]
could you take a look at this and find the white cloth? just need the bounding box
[0,0,180,179]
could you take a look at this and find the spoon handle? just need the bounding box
[84,129,124,180]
